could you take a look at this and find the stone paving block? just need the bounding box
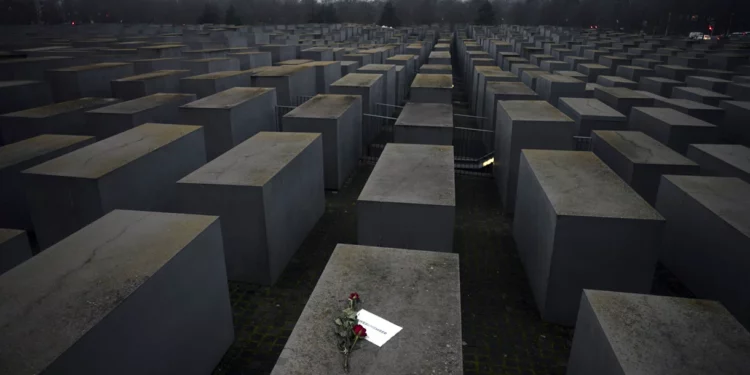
[110,69,191,100]
[536,73,586,106]
[687,144,750,183]
[0,81,53,115]
[639,76,686,97]
[283,94,361,189]
[176,132,324,285]
[182,58,240,75]
[495,101,575,213]
[592,130,700,204]
[23,123,206,249]
[0,228,31,275]
[594,87,654,117]
[596,75,638,89]
[358,143,455,252]
[672,86,732,106]
[227,51,272,70]
[727,83,750,101]
[720,101,750,145]
[409,73,452,104]
[629,107,718,154]
[484,82,539,133]
[558,97,627,136]
[251,65,316,106]
[394,102,453,146]
[259,44,297,63]
[654,64,695,81]
[576,63,610,83]
[45,62,134,101]
[270,244,461,374]
[567,290,750,374]
[180,87,277,160]
[0,56,76,81]
[330,73,383,117]
[86,93,196,139]
[132,57,182,74]
[0,209,233,375]
[179,70,254,99]
[513,150,663,325]
[656,175,750,329]
[686,76,731,94]
[0,134,96,232]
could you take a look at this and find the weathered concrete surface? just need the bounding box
[179,70,254,99]
[629,107,718,154]
[558,98,627,136]
[45,62,134,101]
[86,93,197,139]
[410,73,453,104]
[594,87,654,117]
[687,144,750,183]
[111,69,191,100]
[394,102,453,145]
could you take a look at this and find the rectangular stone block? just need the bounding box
[630,107,718,154]
[687,144,750,183]
[428,51,451,65]
[503,57,529,72]
[521,70,547,91]
[395,102,453,145]
[179,70,253,99]
[330,73,384,116]
[639,76,685,97]
[0,209,233,375]
[576,63,609,83]
[182,58,239,75]
[727,82,750,101]
[277,59,314,66]
[0,81,52,115]
[672,86,732,106]
[656,175,750,329]
[536,74,586,106]
[176,132,323,285]
[593,130,700,204]
[654,64,695,81]
[283,94,361,189]
[133,57,183,74]
[228,51,271,70]
[720,101,750,145]
[45,62,134,102]
[476,69,517,122]
[180,87,277,160]
[251,65,315,106]
[259,44,297,63]
[0,135,96,232]
[343,53,372,67]
[632,58,661,69]
[657,98,725,125]
[0,228,31,275]
[270,243,461,374]
[340,60,360,76]
[358,143,455,252]
[137,44,185,58]
[484,82,539,133]
[686,76,731,94]
[558,98,627,136]
[86,93,196,139]
[300,47,333,61]
[358,64,395,108]
[564,56,592,71]
[495,101,575,213]
[594,87,654,117]
[0,56,76,81]
[303,61,342,95]
[409,73,452,104]
[598,55,630,74]
[513,150,664,325]
[540,60,569,73]
[567,290,750,374]
[111,69,191,100]
[23,123,206,249]
[596,75,638,89]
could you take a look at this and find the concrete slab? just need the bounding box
[23,123,206,249]
[86,93,196,139]
[656,98,725,125]
[656,175,750,329]
[484,82,539,133]
[513,150,664,325]
[428,51,451,65]
[639,76,686,97]
[474,68,517,121]
[495,101,575,213]
[283,94,362,189]
[576,63,610,83]
[111,69,191,100]
[594,87,654,117]
[0,209,233,375]
[535,73,586,106]
[727,82,750,101]
[179,70,254,99]
[686,76,731,94]
[720,101,750,145]
[358,64,396,109]
[629,107,718,154]
[0,81,52,115]
[258,44,297,63]
[340,60,360,76]
[330,73,384,116]
[410,73,452,104]
[303,61,342,94]
[180,87,277,160]
[654,64,695,81]
[596,75,638,89]
[132,57,183,74]
[687,144,750,183]
[251,65,316,106]
[0,56,76,81]
[558,98,627,136]
[672,86,732,106]
[45,62,134,101]
[176,132,324,285]
[137,44,185,58]
[394,102,453,145]
[0,228,31,275]
[567,290,750,374]
[270,244,461,374]
[358,143,455,252]
[615,65,655,82]
[228,51,271,70]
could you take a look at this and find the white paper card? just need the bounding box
[356,309,402,347]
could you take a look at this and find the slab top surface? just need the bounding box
[0,228,25,244]
[421,64,452,71]
[179,132,320,187]
[664,98,721,110]
[395,102,453,128]
[594,130,698,166]
[185,57,233,63]
[1,97,119,118]
[182,70,251,80]
[499,100,573,123]
[0,134,94,171]
[114,69,189,81]
[412,73,453,89]
[285,94,360,119]
[358,143,455,206]
[584,290,750,375]
[0,210,218,375]
[88,93,194,114]
[24,123,202,179]
[634,107,715,127]
[596,86,653,99]
[331,73,382,87]
[522,150,664,220]
[689,144,750,174]
[52,62,131,72]
[676,86,732,98]
[303,61,340,67]
[271,244,462,375]
[559,98,627,120]
[181,87,272,109]
[387,54,416,61]
[0,80,41,88]
[357,64,396,72]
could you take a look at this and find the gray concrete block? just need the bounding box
[0,56,76,81]
[594,87,654,117]
[0,81,52,115]
[720,101,750,145]
[615,65,655,82]
[182,58,239,75]
[428,51,451,65]
[0,228,31,275]
[567,290,750,375]
[536,73,586,106]
[576,63,610,83]
[180,87,277,160]
[540,60,568,73]
[137,44,185,58]
[176,132,323,285]
[639,76,685,97]
[0,135,96,232]
[475,69,517,123]
[558,98,627,136]
[251,65,316,106]
[111,69,192,100]
[179,70,254,99]
[629,107,718,154]
[358,143,455,252]
[672,86,732,106]
[727,83,750,101]
[495,101,575,213]
[23,123,206,249]
[330,73,384,117]
[394,102,453,145]
[598,55,631,74]
[656,98,725,125]
[410,73,452,104]
[394,66,406,105]
[132,57,183,74]
[277,59,314,66]
[0,97,118,144]
[270,243,461,374]
[503,57,529,72]
[258,44,297,63]
[513,150,664,325]
[283,94,361,189]
[300,47,333,61]
[228,51,271,70]
[301,61,341,95]
[358,64,395,108]
[656,175,750,329]
[596,75,638,89]
[592,130,700,204]
[86,93,196,139]
[654,64,695,81]
[484,82,539,133]
[687,144,750,183]
[45,62,134,102]
[686,76,731,94]
[0,209,233,375]
[340,60,360,76]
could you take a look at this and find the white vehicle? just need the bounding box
[689,31,704,40]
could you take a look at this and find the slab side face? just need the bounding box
[270,244,462,375]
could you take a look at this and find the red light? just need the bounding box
[71,21,75,25]
[709,25,713,31]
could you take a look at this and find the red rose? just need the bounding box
[349,292,360,301]
[353,324,367,337]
